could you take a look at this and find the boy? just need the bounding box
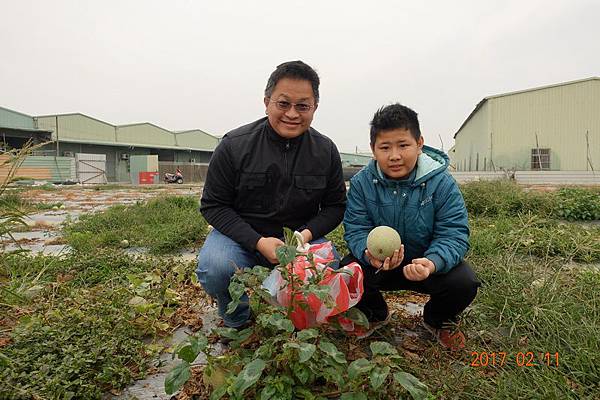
[342,103,479,350]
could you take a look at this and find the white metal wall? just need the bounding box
[451,171,600,185]
[75,153,107,184]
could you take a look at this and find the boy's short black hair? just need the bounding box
[370,103,421,145]
[264,60,320,103]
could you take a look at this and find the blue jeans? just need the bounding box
[196,229,340,327]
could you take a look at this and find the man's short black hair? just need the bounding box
[264,60,320,103]
[370,103,421,145]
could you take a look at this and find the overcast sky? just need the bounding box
[2,0,599,153]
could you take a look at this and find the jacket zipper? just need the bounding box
[284,141,290,177]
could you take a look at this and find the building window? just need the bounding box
[531,148,550,170]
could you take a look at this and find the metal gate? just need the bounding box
[75,153,107,184]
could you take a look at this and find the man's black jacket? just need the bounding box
[200,117,347,251]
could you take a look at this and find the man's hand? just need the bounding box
[365,245,404,273]
[256,237,285,264]
[403,258,436,281]
[300,229,312,245]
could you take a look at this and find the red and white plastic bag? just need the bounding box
[261,239,364,331]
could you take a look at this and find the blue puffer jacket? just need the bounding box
[343,145,469,274]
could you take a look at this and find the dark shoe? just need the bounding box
[356,312,393,339]
[218,320,253,345]
[423,321,466,351]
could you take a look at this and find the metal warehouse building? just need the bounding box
[1,106,219,182]
[0,106,52,146]
[450,77,600,172]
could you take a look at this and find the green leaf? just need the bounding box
[292,363,311,384]
[177,334,208,363]
[393,372,429,400]
[348,358,373,380]
[318,341,347,364]
[256,342,276,359]
[282,227,296,245]
[268,313,295,332]
[260,385,277,400]
[213,327,252,348]
[369,341,397,356]
[340,393,368,400]
[343,307,370,327]
[276,244,297,266]
[177,344,197,363]
[298,343,316,363]
[209,384,228,400]
[294,386,317,399]
[296,329,318,341]
[369,365,390,390]
[228,281,245,303]
[226,299,240,315]
[164,360,191,395]
[231,358,266,398]
[0,353,9,368]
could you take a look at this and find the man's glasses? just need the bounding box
[268,98,315,113]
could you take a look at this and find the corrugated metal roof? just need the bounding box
[35,112,116,127]
[8,107,218,152]
[454,77,600,138]
[174,129,214,136]
[118,122,172,133]
[35,112,220,139]
[57,137,214,152]
[0,105,34,118]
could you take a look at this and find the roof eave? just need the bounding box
[56,137,214,152]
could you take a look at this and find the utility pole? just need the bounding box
[586,130,595,171]
[490,131,496,172]
[535,132,543,170]
[55,116,60,157]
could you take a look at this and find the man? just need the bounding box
[197,60,347,328]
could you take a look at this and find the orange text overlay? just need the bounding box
[470,351,559,368]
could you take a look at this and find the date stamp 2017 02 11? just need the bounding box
[470,351,559,368]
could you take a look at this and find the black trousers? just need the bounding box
[341,254,480,329]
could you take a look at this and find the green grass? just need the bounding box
[0,250,197,399]
[324,189,600,399]
[0,191,63,214]
[469,214,600,262]
[1,183,599,399]
[453,255,600,399]
[460,180,554,217]
[460,180,600,221]
[63,195,207,254]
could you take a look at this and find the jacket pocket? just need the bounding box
[289,175,327,213]
[236,172,268,211]
[294,175,326,191]
[366,198,393,227]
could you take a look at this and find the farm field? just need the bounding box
[1,181,599,399]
